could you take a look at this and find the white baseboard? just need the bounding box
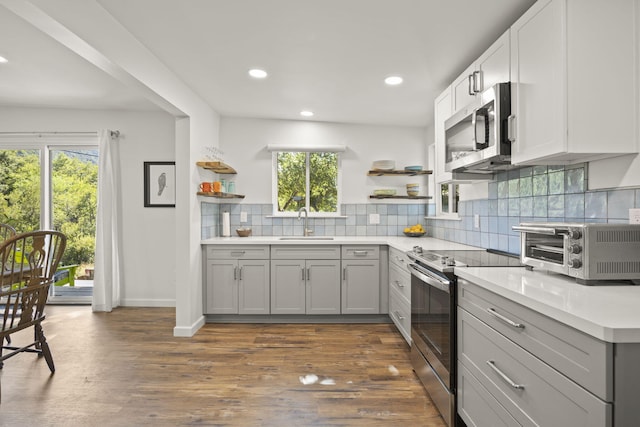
[120,298,176,307]
[173,315,205,337]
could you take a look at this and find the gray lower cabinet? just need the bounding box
[457,278,612,427]
[341,246,380,314]
[270,245,341,315]
[204,246,270,315]
[388,246,411,344]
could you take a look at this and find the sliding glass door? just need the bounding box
[0,142,98,303]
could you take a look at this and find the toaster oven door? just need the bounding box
[514,225,570,274]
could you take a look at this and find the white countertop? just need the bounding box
[455,267,640,344]
[201,235,480,253]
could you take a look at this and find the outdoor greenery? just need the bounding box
[277,151,338,213]
[0,149,97,266]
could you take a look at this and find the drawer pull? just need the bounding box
[395,256,405,263]
[353,250,368,256]
[487,308,525,329]
[394,280,405,288]
[231,251,246,257]
[393,311,405,321]
[486,360,525,390]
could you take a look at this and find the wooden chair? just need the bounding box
[0,230,66,403]
[0,224,16,243]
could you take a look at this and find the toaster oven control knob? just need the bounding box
[568,229,582,240]
[569,258,582,269]
[568,244,582,254]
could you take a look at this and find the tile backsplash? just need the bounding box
[201,163,639,255]
[201,203,427,239]
[427,164,640,254]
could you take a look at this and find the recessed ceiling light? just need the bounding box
[0,56,8,64]
[384,76,403,86]
[300,110,314,117]
[248,68,268,79]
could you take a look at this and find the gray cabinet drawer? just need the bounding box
[389,247,410,269]
[389,286,411,345]
[458,363,521,427]
[206,245,269,260]
[271,245,340,260]
[389,261,410,304]
[458,308,612,427]
[341,245,379,260]
[458,278,612,400]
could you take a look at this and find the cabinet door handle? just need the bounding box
[395,256,405,264]
[394,280,404,288]
[486,360,525,390]
[233,266,237,281]
[302,268,305,281]
[487,308,525,329]
[238,266,243,281]
[353,250,368,256]
[393,311,405,321]
[472,70,482,93]
[307,268,310,281]
[343,267,347,281]
[468,74,475,96]
[508,114,516,142]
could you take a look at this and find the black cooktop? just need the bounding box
[409,249,523,273]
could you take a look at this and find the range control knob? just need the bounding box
[568,229,582,240]
[568,258,582,269]
[568,244,582,254]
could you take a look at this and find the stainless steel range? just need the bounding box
[406,247,523,427]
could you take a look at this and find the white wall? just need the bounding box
[219,118,427,205]
[0,106,177,306]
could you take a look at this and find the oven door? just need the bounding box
[409,262,454,389]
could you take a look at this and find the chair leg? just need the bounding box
[35,323,55,373]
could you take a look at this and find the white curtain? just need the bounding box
[93,129,123,312]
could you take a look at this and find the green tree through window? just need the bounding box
[276,151,339,214]
[0,149,97,266]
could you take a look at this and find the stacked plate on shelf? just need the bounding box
[372,160,395,171]
[373,189,396,196]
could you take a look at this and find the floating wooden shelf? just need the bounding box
[196,161,237,174]
[369,195,431,200]
[197,191,245,199]
[367,169,432,176]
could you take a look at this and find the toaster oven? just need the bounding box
[513,222,640,283]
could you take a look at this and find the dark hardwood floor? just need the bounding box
[1,306,445,426]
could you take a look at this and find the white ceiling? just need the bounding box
[0,0,537,127]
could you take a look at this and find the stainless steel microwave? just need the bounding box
[513,222,640,283]
[444,83,512,174]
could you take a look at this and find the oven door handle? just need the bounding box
[408,263,451,293]
[512,225,568,235]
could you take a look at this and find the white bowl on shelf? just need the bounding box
[372,160,395,171]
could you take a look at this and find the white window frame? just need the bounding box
[437,182,460,219]
[270,148,343,218]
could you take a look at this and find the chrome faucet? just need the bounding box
[297,207,312,236]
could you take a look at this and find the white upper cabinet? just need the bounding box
[510,0,638,165]
[452,30,511,114]
[434,88,453,184]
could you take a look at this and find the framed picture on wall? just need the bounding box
[144,161,176,207]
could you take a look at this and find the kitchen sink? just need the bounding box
[278,236,335,240]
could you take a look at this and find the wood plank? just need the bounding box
[196,161,237,174]
[1,306,445,426]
